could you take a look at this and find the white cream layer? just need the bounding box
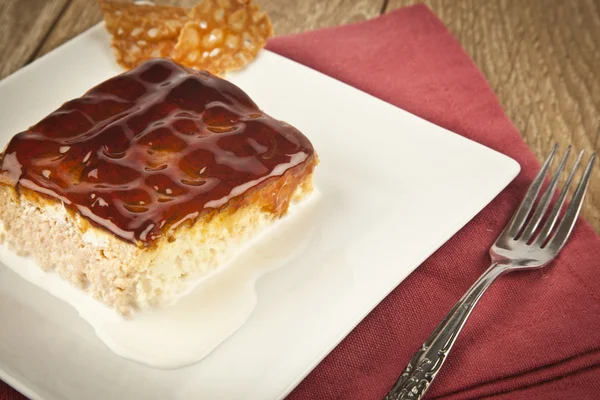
[0,191,320,369]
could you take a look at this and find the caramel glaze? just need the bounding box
[0,59,315,246]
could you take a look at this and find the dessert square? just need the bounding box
[0,58,317,315]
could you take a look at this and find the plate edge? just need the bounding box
[0,367,44,400]
[275,160,521,399]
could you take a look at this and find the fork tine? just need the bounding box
[520,147,571,242]
[533,150,584,247]
[507,144,557,238]
[546,153,596,251]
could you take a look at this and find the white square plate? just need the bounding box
[0,24,519,400]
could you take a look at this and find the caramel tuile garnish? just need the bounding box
[99,0,273,75]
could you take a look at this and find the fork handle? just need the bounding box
[383,262,509,400]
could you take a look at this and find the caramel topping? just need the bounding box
[0,59,314,245]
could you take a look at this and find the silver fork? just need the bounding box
[384,145,597,400]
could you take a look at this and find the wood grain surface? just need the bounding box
[1,0,598,232]
[0,0,69,77]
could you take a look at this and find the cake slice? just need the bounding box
[0,58,317,316]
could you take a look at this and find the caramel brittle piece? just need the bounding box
[172,0,273,75]
[98,0,273,75]
[99,0,188,69]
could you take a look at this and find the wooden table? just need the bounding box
[1,0,599,233]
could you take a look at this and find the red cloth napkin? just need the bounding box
[266,5,600,400]
[3,5,600,400]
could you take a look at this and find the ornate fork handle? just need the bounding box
[384,147,596,399]
[384,262,509,400]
